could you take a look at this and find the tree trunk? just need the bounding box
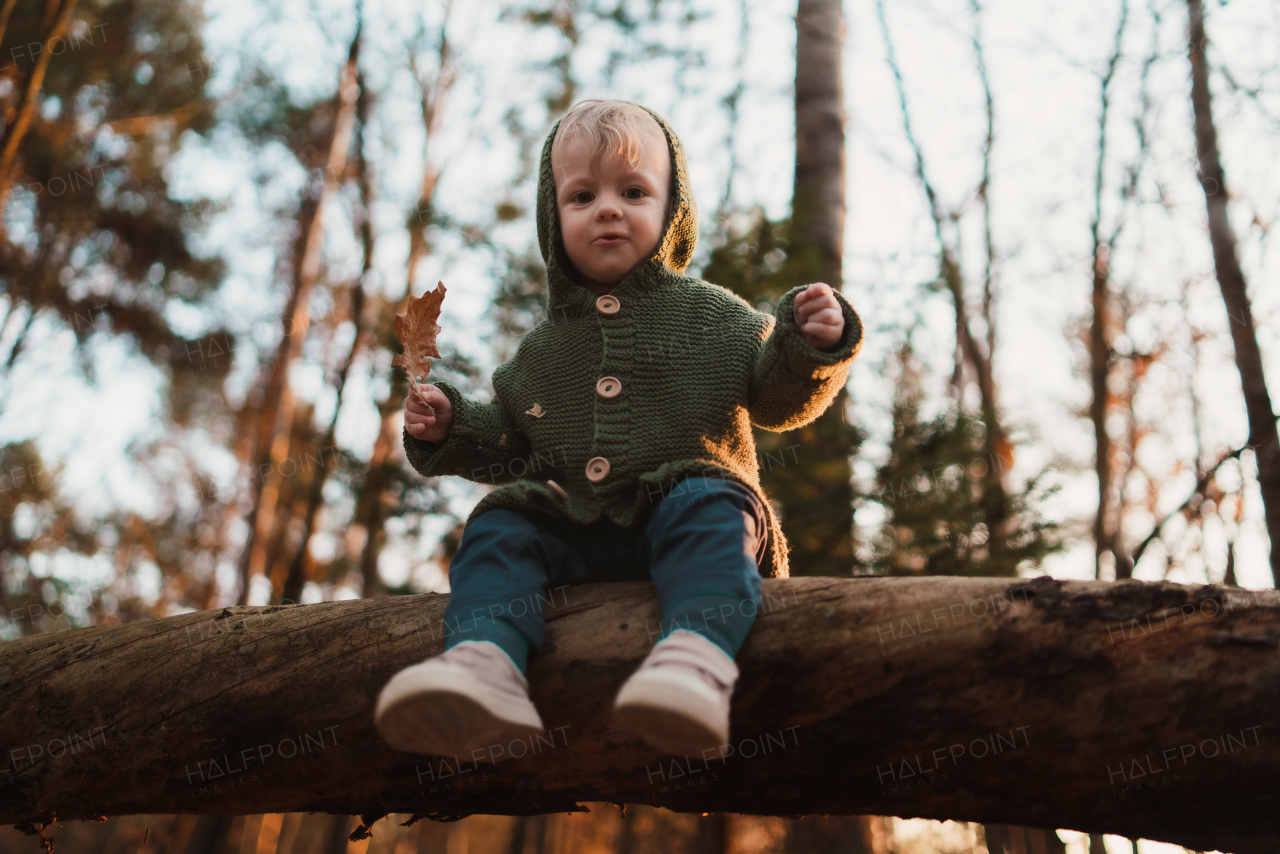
[1187,0,1280,586]
[968,0,1016,570]
[697,812,730,853]
[771,0,857,578]
[3,576,1279,852]
[985,824,1067,854]
[405,19,453,295]
[793,0,844,288]
[1088,0,1128,581]
[280,42,375,606]
[785,814,875,853]
[354,394,399,598]
[237,30,362,605]
[351,19,457,593]
[940,249,1014,558]
[183,815,231,854]
[1090,241,1115,580]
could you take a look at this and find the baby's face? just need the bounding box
[552,123,671,293]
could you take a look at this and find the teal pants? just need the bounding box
[442,476,767,672]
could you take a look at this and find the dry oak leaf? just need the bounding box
[393,281,447,413]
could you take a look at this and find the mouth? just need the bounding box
[593,233,627,245]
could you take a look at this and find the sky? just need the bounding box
[1,0,1278,604]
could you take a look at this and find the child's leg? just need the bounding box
[442,506,592,672]
[612,475,766,756]
[375,507,590,756]
[641,476,767,656]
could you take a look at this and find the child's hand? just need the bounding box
[793,283,844,350]
[405,383,454,443]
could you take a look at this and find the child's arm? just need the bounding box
[747,283,863,431]
[402,379,533,483]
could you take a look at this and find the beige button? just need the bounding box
[596,376,621,398]
[596,294,620,315]
[585,456,610,482]
[546,480,569,501]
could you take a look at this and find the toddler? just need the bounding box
[374,99,862,760]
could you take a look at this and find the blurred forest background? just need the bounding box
[0,0,1277,850]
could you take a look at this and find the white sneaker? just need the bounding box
[374,640,545,759]
[613,629,739,758]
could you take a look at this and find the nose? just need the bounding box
[595,194,622,219]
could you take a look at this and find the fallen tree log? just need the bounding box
[2,575,1279,852]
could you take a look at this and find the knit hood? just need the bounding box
[535,104,699,313]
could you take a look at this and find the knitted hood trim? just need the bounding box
[534,104,699,313]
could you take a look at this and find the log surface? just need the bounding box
[2,576,1279,852]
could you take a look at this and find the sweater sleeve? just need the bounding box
[402,379,534,484]
[747,285,863,431]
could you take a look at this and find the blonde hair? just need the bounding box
[551,99,666,169]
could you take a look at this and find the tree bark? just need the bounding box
[793,0,844,288]
[280,39,375,606]
[771,0,857,578]
[3,576,1279,852]
[237,29,362,605]
[1186,0,1280,586]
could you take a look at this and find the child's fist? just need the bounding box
[793,283,844,350]
[405,383,454,443]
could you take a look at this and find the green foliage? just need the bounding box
[699,207,795,305]
[699,208,863,576]
[865,343,1061,577]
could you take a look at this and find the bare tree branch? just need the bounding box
[875,0,1014,557]
[1089,0,1129,580]
[1131,444,1247,570]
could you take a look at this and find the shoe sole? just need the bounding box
[614,668,729,758]
[375,661,545,758]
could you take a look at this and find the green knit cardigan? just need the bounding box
[403,106,863,578]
